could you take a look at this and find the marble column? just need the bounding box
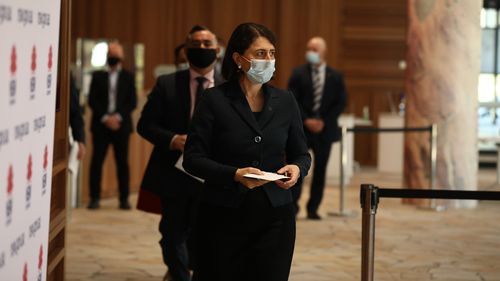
[404,0,481,208]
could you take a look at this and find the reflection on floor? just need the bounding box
[66,168,500,281]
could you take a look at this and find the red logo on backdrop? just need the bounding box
[27,154,32,182]
[38,245,43,270]
[10,45,17,75]
[7,165,13,195]
[43,146,48,170]
[31,45,37,72]
[48,45,52,70]
[23,262,28,281]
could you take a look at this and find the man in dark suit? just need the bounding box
[87,41,137,210]
[288,36,347,220]
[69,74,86,160]
[137,25,222,281]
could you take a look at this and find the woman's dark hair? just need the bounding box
[222,23,277,81]
[174,43,185,65]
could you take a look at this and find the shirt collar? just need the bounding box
[189,68,215,83]
[311,62,326,73]
[107,65,122,73]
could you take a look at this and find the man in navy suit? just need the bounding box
[137,25,222,281]
[87,41,137,210]
[288,37,347,220]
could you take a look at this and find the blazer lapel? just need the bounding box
[304,65,314,110]
[226,81,262,134]
[306,64,314,91]
[177,70,191,125]
[103,72,110,108]
[116,70,124,104]
[320,67,334,112]
[257,85,277,130]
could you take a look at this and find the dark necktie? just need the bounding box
[312,67,322,116]
[195,76,207,108]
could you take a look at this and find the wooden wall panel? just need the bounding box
[48,0,70,279]
[340,0,407,165]
[71,0,408,201]
[276,0,342,88]
[71,0,343,89]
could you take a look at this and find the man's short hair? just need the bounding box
[189,25,210,35]
[185,25,217,45]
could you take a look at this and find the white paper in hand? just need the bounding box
[243,172,290,181]
[175,154,204,183]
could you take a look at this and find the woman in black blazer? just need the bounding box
[183,23,311,281]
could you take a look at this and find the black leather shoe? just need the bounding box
[119,201,131,210]
[87,199,100,210]
[307,212,322,220]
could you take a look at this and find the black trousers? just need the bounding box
[193,187,296,281]
[292,135,332,215]
[89,129,130,202]
[159,194,199,281]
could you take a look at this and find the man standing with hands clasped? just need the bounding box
[137,25,223,281]
[288,36,347,220]
[88,41,137,210]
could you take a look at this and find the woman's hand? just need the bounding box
[234,167,269,189]
[275,165,300,190]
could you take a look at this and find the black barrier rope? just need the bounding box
[347,126,432,133]
[378,188,500,201]
[359,184,500,281]
[330,124,436,217]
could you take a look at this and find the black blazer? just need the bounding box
[88,69,137,133]
[183,80,311,208]
[288,64,347,142]
[69,75,85,143]
[137,70,223,197]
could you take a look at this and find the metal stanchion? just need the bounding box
[360,184,378,281]
[329,126,355,217]
[359,184,500,280]
[329,125,436,217]
[496,143,500,185]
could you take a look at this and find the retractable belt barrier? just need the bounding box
[348,127,432,133]
[331,125,437,217]
[359,184,500,281]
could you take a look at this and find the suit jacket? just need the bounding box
[183,80,312,208]
[288,64,347,142]
[137,69,223,198]
[69,75,85,143]
[88,69,137,134]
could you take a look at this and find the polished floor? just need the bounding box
[66,169,500,281]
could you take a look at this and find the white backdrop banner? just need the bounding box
[0,0,61,280]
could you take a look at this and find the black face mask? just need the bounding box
[186,48,217,68]
[107,56,121,67]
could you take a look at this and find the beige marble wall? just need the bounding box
[404,0,481,208]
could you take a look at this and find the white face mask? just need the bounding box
[305,51,321,65]
[242,56,276,84]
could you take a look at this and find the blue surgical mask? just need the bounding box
[305,51,320,65]
[242,56,275,84]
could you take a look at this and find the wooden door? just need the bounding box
[47,0,70,280]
